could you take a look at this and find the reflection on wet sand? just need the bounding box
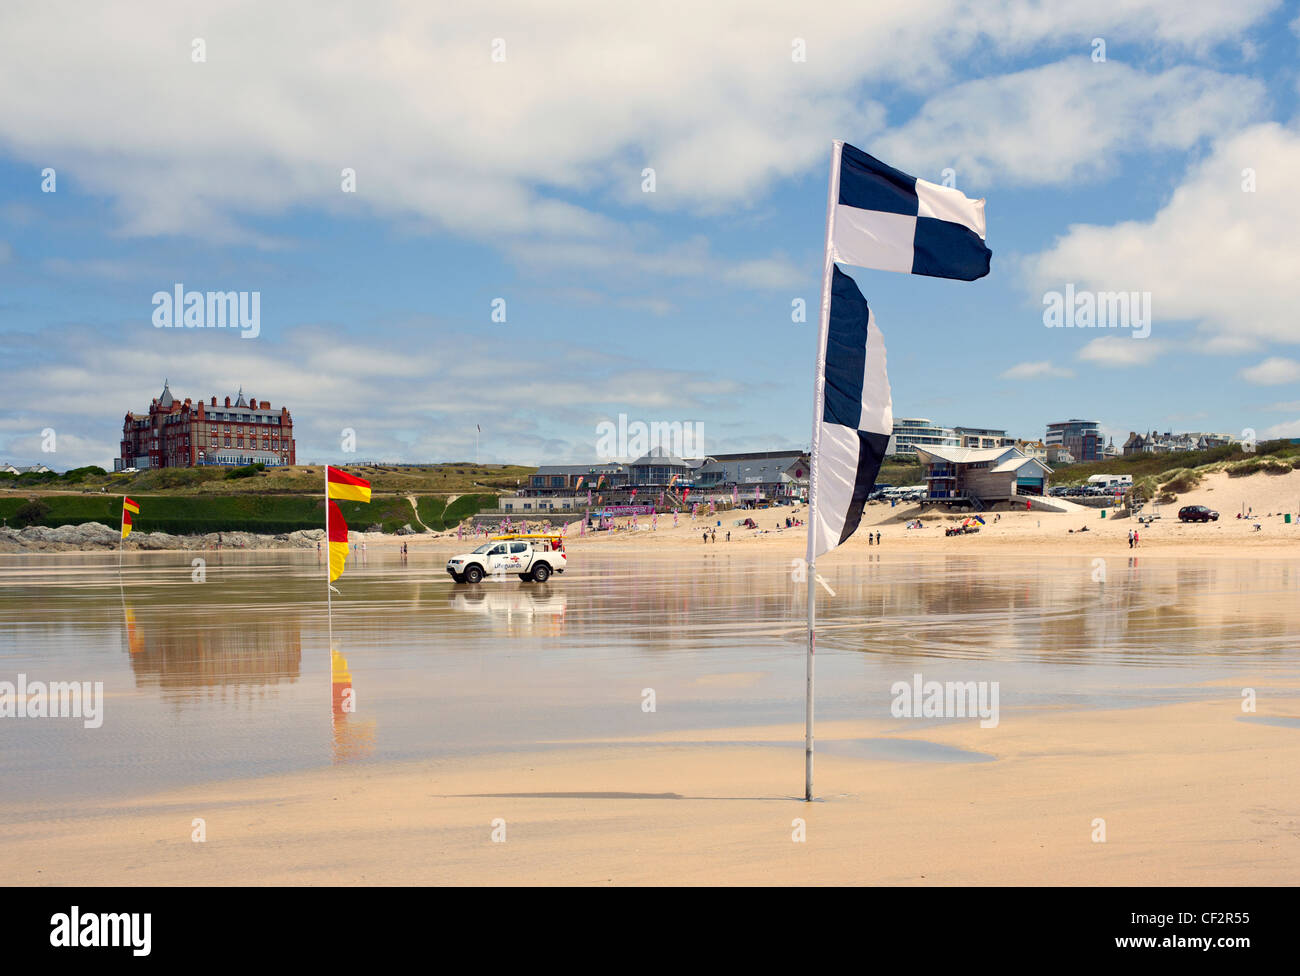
[331,648,374,761]
[447,584,567,636]
[121,597,302,698]
[813,554,1300,667]
[0,549,1296,804]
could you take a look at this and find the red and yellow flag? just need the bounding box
[121,497,140,539]
[326,466,371,503]
[327,500,349,581]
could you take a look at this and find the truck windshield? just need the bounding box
[471,543,495,554]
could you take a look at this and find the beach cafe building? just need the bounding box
[505,449,810,512]
[914,445,1053,505]
[694,451,809,503]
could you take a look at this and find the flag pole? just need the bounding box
[805,139,843,802]
[324,467,333,652]
[118,497,125,575]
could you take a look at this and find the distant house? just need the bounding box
[0,463,20,475]
[1122,432,1148,456]
[1123,430,1233,456]
[915,445,1053,503]
[1015,439,1049,463]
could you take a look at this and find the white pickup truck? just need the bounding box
[446,534,567,584]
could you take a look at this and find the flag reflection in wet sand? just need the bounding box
[331,648,374,761]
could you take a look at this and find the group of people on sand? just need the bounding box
[1127,528,1141,548]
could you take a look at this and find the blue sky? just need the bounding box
[1,1,1299,468]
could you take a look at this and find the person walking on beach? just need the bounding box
[726,531,730,541]
[868,532,873,545]
[875,531,881,545]
[1127,529,1133,549]
[1133,528,1140,547]
[711,528,716,543]
[703,530,708,543]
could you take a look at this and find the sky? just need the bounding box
[1,0,1299,469]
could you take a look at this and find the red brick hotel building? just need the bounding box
[118,380,296,470]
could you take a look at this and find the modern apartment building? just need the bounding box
[1045,419,1101,462]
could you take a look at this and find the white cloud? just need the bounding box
[505,235,804,291]
[1077,336,1166,366]
[0,0,1276,248]
[1261,417,1300,437]
[0,323,756,467]
[1000,360,1074,378]
[877,61,1265,187]
[1239,356,1300,385]
[1198,332,1261,354]
[1027,123,1300,347]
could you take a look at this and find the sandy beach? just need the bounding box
[2,695,1296,886]
[394,468,1300,559]
[2,467,1298,886]
[6,469,1297,560]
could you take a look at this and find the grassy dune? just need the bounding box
[1053,439,1300,486]
[0,490,502,534]
[0,462,533,496]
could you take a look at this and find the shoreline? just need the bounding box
[4,470,1296,558]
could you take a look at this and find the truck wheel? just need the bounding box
[451,573,465,583]
[531,563,551,583]
[518,574,531,582]
[464,564,484,584]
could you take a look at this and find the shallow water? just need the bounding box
[1,549,1298,804]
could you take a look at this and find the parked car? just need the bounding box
[447,535,566,583]
[1177,505,1219,523]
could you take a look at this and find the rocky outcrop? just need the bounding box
[0,522,326,553]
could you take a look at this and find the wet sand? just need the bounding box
[2,541,1298,885]
[2,697,1297,885]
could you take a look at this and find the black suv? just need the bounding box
[1178,505,1219,522]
